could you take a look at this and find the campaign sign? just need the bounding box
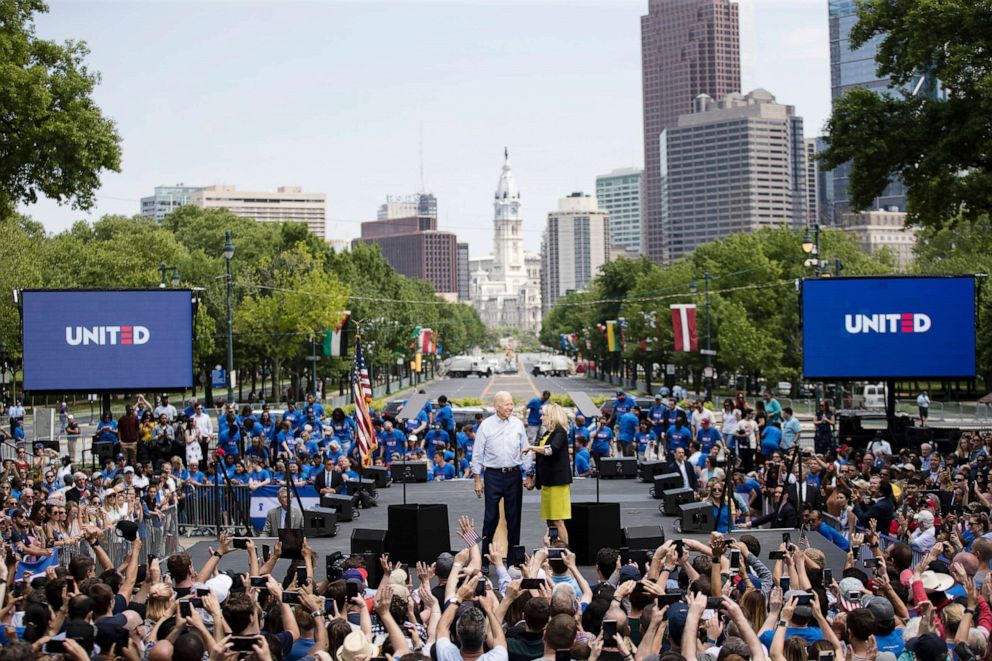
[802,276,975,379]
[22,289,194,391]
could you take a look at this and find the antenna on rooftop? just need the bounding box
[419,121,425,193]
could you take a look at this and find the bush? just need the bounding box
[452,397,484,406]
[548,394,575,408]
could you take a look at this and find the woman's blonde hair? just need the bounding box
[543,403,569,432]
[145,583,175,621]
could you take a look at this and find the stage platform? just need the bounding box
[184,477,849,582]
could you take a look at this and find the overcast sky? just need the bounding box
[24,0,830,259]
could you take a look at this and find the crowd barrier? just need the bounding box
[178,483,254,536]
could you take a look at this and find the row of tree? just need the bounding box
[0,208,488,402]
[540,225,992,392]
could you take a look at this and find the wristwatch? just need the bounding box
[212,551,222,558]
[311,610,324,619]
[777,620,788,628]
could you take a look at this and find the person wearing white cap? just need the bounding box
[910,509,937,551]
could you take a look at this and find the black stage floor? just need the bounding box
[185,477,849,582]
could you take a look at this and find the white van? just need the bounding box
[862,383,886,409]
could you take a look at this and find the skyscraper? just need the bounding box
[826,0,933,220]
[595,168,643,254]
[661,90,806,260]
[540,193,611,312]
[354,214,459,295]
[190,185,327,238]
[640,0,741,263]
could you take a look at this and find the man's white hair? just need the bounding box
[493,391,513,405]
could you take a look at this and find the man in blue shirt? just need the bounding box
[804,509,849,551]
[303,394,325,421]
[734,472,762,511]
[424,424,449,454]
[648,396,668,436]
[696,418,722,453]
[378,421,406,464]
[781,407,801,451]
[611,390,636,426]
[616,407,640,456]
[574,438,593,477]
[282,402,302,431]
[665,418,692,458]
[525,390,551,441]
[432,452,456,481]
[435,395,456,445]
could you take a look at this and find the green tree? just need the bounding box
[819,0,992,229]
[235,243,348,402]
[0,0,121,214]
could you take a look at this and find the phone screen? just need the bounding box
[602,620,617,641]
[45,639,66,653]
[180,601,193,617]
[262,544,271,562]
[233,538,249,550]
[296,567,308,585]
[250,576,267,588]
[347,581,359,598]
[673,540,685,557]
[780,577,791,592]
[231,636,258,653]
[548,527,559,540]
[282,592,301,605]
[475,579,487,596]
[782,532,791,545]
[823,569,833,586]
[729,549,741,570]
[510,545,526,566]
[521,578,544,590]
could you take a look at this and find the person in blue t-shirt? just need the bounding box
[647,396,668,436]
[611,391,636,426]
[378,421,405,464]
[734,472,762,511]
[590,418,614,469]
[281,402,302,431]
[432,452,456,481]
[423,424,448,453]
[95,412,120,449]
[259,412,278,442]
[302,394,325,421]
[569,415,590,448]
[329,409,355,442]
[455,447,471,478]
[665,415,692,458]
[248,459,272,488]
[181,462,206,484]
[457,425,476,461]
[616,408,640,456]
[574,438,593,477]
[525,391,551,442]
[760,423,783,457]
[634,421,657,461]
[434,395,456,444]
[696,418,722,453]
[230,463,250,485]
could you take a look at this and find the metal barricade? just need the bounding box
[177,483,253,537]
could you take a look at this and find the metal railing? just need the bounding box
[177,483,254,537]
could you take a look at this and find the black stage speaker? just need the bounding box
[599,457,637,479]
[623,525,665,551]
[303,507,338,538]
[391,461,429,483]
[387,504,449,564]
[570,502,622,566]
[350,478,377,495]
[651,473,682,498]
[351,528,388,555]
[662,487,694,515]
[94,442,115,464]
[678,501,714,533]
[321,494,355,522]
[364,466,391,488]
[638,461,667,483]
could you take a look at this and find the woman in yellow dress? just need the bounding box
[522,402,573,545]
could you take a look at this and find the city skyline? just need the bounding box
[21,0,831,261]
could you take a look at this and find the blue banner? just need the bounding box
[249,484,320,529]
[16,548,59,580]
[802,276,976,379]
[22,289,194,391]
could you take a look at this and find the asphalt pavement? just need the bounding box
[396,355,617,407]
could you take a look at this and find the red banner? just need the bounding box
[670,304,698,352]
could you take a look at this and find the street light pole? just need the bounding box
[158,264,181,288]
[223,231,235,406]
[801,224,822,276]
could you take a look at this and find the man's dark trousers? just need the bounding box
[481,469,522,560]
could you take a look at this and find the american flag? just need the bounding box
[352,337,377,466]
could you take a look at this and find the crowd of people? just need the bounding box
[2,384,992,661]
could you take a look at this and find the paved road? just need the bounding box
[394,355,617,406]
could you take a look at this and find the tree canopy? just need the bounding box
[819,0,992,229]
[0,207,488,400]
[540,227,897,387]
[0,0,122,214]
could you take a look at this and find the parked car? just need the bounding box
[776,381,792,397]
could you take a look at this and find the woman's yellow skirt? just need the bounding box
[540,484,571,521]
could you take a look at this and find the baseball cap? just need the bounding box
[618,565,642,583]
[123,466,134,473]
[204,573,233,604]
[342,568,366,585]
[838,577,866,609]
[907,634,948,661]
[865,596,895,625]
[666,603,689,642]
